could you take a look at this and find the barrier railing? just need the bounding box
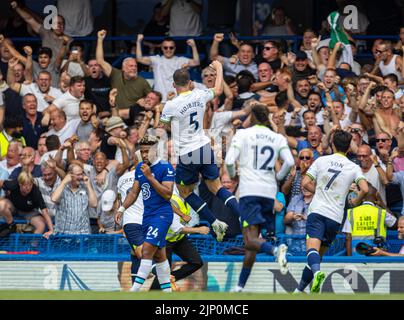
[9,34,400,67]
[0,233,402,262]
[0,232,348,260]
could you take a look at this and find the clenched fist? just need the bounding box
[98,30,107,40]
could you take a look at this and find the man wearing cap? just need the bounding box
[100,116,128,160]
[98,190,122,234]
[291,51,316,84]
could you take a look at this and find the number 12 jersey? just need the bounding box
[225,125,290,199]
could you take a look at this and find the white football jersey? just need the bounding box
[306,153,365,224]
[161,89,214,156]
[225,125,291,199]
[117,170,144,226]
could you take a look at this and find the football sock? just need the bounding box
[131,259,152,292]
[185,192,216,224]
[307,248,321,274]
[130,254,141,284]
[259,242,276,255]
[156,260,172,293]
[238,267,252,288]
[297,265,314,292]
[216,187,242,218]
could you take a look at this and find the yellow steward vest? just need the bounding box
[166,195,191,243]
[348,203,386,239]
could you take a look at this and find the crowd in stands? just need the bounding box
[0,0,403,253]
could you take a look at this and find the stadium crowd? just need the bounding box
[0,0,403,261]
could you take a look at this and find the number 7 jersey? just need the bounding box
[306,153,366,224]
[225,125,290,199]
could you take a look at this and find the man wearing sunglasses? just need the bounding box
[373,40,403,81]
[136,34,200,102]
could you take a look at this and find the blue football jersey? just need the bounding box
[135,160,175,216]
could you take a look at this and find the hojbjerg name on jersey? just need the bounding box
[179,101,204,115]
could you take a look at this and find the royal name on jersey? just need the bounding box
[226,125,290,199]
[117,170,144,226]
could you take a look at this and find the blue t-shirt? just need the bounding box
[320,85,347,106]
[296,140,321,160]
[135,160,175,216]
[10,165,42,180]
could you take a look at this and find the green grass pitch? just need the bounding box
[0,290,403,300]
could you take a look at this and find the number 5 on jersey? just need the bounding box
[190,112,199,131]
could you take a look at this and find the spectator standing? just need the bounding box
[284,184,313,254]
[21,94,47,149]
[136,35,200,102]
[11,1,72,64]
[89,149,130,231]
[51,163,97,235]
[160,0,203,37]
[96,30,151,111]
[10,146,42,180]
[10,71,62,112]
[49,76,85,122]
[0,171,53,238]
[357,144,388,204]
[45,109,80,145]
[75,100,97,142]
[373,40,403,81]
[210,34,258,79]
[57,0,94,37]
[0,141,21,175]
[142,3,170,54]
[259,6,295,36]
[0,116,25,158]
[84,59,111,116]
[34,160,62,218]
[60,42,90,78]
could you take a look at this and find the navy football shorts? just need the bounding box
[239,196,275,230]
[123,223,144,252]
[175,143,219,185]
[306,212,341,247]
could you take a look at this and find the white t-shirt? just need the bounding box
[117,170,144,226]
[306,153,365,224]
[149,55,190,102]
[225,125,291,199]
[57,0,94,37]
[163,0,203,36]
[53,91,83,121]
[361,165,386,204]
[20,83,62,112]
[209,110,233,146]
[46,119,81,144]
[0,160,20,175]
[61,60,86,77]
[161,89,214,156]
